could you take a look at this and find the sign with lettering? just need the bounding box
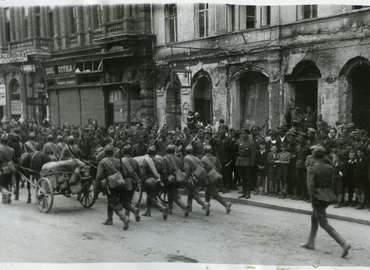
[56,78,76,86]
[11,100,21,115]
[20,64,35,73]
[0,85,6,106]
[45,64,74,76]
[0,52,27,64]
[26,97,49,106]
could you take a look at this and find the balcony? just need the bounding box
[9,37,54,54]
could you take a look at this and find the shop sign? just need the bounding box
[55,78,76,86]
[26,97,49,106]
[11,100,21,115]
[0,85,6,106]
[0,52,27,64]
[20,64,36,73]
[45,64,74,76]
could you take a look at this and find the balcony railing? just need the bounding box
[106,19,124,34]
[9,37,54,52]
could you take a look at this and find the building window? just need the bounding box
[69,6,77,34]
[227,5,236,32]
[261,6,271,26]
[165,4,177,43]
[92,5,101,29]
[198,3,208,37]
[303,5,317,19]
[246,6,256,29]
[48,11,54,37]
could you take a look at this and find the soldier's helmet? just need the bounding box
[313,146,326,157]
[0,134,8,143]
[57,135,64,142]
[104,144,114,155]
[67,136,75,145]
[29,132,36,139]
[166,144,176,154]
[204,145,212,153]
[148,145,156,155]
[122,145,131,155]
[185,145,193,154]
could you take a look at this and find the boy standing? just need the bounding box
[267,145,279,196]
[256,141,268,195]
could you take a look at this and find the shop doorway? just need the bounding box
[350,64,370,131]
[239,71,269,133]
[193,75,213,125]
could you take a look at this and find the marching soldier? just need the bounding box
[60,136,85,161]
[57,135,66,154]
[155,131,172,157]
[201,145,232,214]
[183,145,210,215]
[132,134,148,157]
[121,145,142,222]
[42,135,60,161]
[24,132,40,153]
[0,134,15,204]
[141,145,169,220]
[301,146,351,258]
[162,144,189,217]
[94,145,130,230]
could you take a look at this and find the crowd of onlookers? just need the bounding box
[5,107,370,212]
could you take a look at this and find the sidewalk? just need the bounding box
[182,189,370,226]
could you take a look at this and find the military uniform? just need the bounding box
[42,141,60,161]
[183,151,210,214]
[211,134,232,192]
[303,146,350,258]
[60,144,84,160]
[201,149,231,214]
[235,137,254,198]
[162,146,189,216]
[95,150,130,230]
[141,150,168,220]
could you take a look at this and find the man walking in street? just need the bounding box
[24,132,39,153]
[163,144,189,217]
[94,145,130,230]
[42,135,60,161]
[141,145,168,220]
[0,134,15,205]
[301,146,351,258]
[183,145,210,215]
[201,145,232,214]
[60,136,85,161]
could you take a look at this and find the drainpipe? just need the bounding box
[151,3,157,125]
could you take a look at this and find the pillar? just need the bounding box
[101,5,109,36]
[40,7,47,37]
[0,9,5,48]
[28,7,33,38]
[59,6,68,48]
[76,6,84,45]
[9,7,15,41]
[0,74,9,126]
[14,7,21,40]
[84,6,92,44]
[53,7,60,49]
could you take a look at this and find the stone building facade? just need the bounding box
[0,4,154,127]
[152,4,370,133]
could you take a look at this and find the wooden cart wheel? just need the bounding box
[132,183,142,207]
[79,180,96,208]
[35,177,54,213]
[157,188,168,204]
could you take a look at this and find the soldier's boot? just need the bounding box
[225,202,232,214]
[187,196,193,212]
[174,198,189,217]
[127,204,141,222]
[142,199,152,217]
[259,186,265,196]
[103,207,114,225]
[245,191,251,199]
[205,189,211,203]
[0,188,10,204]
[301,216,318,250]
[168,200,173,214]
[238,186,246,198]
[324,224,351,258]
[152,199,168,221]
[116,210,130,231]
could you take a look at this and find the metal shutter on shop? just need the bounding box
[58,89,80,125]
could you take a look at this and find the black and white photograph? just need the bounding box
[0,0,370,269]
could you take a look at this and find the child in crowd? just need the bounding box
[354,148,368,210]
[256,141,268,195]
[332,151,345,208]
[344,150,357,207]
[267,145,279,197]
[276,144,292,199]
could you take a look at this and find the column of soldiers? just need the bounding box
[2,118,370,225]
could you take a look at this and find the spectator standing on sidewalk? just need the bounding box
[256,141,268,195]
[276,144,292,199]
[332,151,345,208]
[354,148,368,210]
[267,145,279,197]
[345,150,357,207]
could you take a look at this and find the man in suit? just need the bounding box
[301,146,351,258]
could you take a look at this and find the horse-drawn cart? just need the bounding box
[19,159,96,213]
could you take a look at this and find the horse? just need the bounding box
[15,152,54,203]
